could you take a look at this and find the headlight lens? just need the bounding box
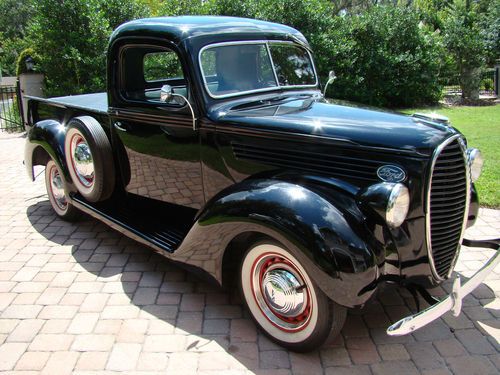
[386,184,410,228]
[359,183,410,228]
[467,148,483,182]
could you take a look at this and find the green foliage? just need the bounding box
[0,0,34,76]
[16,48,40,75]
[100,0,150,30]
[480,0,500,65]
[442,3,486,99]
[25,0,148,96]
[324,6,444,107]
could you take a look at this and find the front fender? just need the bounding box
[176,178,382,308]
[25,120,68,181]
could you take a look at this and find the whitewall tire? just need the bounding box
[45,160,80,221]
[240,242,346,351]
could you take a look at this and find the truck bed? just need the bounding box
[30,92,108,114]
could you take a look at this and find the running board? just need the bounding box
[70,193,195,254]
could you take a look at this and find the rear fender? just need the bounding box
[25,120,70,183]
[176,178,381,307]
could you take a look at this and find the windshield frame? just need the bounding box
[198,40,319,99]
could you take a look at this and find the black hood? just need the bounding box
[208,95,458,156]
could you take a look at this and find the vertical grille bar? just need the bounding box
[426,135,469,280]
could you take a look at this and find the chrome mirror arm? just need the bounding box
[160,84,198,131]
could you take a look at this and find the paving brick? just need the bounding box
[324,365,371,375]
[71,334,115,351]
[433,338,467,357]
[1,304,43,319]
[346,337,380,365]
[41,351,79,375]
[132,287,159,305]
[116,319,148,343]
[289,352,322,375]
[67,312,100,334]
[29,334,74,351]
[0,342,29,371]
[371,361,420,375]
[167,352,199,373]
[176,311,203,334]
[446,355,498,375]
[7,319,44,342]
[79,293,109,312]
[203,318,230,335]
[406,342,446,371]
[260,350,290,369]
[106,343,141,371]
[455,328,496,355]
[75,351,109,371]
[320,346,351,366]
[144,334,186,352]
[38,305,78,319]
[377,344,410,361]
[136,352,169,371]
[230,318,257,343]
[15,351,51,370]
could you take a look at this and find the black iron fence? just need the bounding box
[0,81,24,132]
[442,68,498,97]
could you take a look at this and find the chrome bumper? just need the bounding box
[387,238,500,336]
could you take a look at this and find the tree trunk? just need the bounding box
[460,66,481,100]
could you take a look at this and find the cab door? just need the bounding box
[110,42,204,209]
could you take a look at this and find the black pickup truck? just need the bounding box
[24,16,498,351]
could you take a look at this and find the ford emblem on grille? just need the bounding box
[377,165,406,182]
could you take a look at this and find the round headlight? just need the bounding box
[386,184,410,228]
[467,148,483,182]
[359,183,410,228]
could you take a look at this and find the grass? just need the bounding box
[401,105,500,208]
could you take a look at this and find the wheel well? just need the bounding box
[32,145,50,167]
[221,231,272,288]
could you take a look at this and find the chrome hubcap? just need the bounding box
[262,269,306,317]
[252,253,311,331]
[71,135,94,187]
[50,166,67,210]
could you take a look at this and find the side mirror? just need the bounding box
[323,70,337,97]
[159,84,198,131]
[160,84,173,103]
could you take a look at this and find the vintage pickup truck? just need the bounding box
[24,16,498,351]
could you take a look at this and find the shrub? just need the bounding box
[16,48,40,75]
[25,0,149,97]
[323,6,444,107]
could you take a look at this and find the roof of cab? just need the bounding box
[109,16,309,47]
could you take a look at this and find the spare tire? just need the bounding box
[65,116,115,202]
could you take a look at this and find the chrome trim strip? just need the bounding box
[425,134,470,281]
[387,243,500,336]
[198,40,319,99]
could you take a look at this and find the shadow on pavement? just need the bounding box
[26,199,499,370]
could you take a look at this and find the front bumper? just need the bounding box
[387,238,500,336]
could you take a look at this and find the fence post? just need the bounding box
[16,80,25,130]
[495,61,500,97]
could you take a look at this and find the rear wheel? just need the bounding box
[240,242,346,352]
[64,116,115,202]
[45,160,80,221]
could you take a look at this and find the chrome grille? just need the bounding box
[428,137,468,279]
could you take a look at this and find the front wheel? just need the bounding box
[45,160,80,221]
[240,242,346,352]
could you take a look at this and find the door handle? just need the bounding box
[114,122,127,132]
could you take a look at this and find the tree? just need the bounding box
[0,0,35,76]
[442,2,486,100]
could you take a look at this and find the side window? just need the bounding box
[120,46,186,104]
[143,51,184,82]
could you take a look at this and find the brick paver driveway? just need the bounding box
[0,132,499,374]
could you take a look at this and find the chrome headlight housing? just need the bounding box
[359,183,410,228]
[467,148,483,182]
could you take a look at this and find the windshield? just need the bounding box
[199,41,317,98]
